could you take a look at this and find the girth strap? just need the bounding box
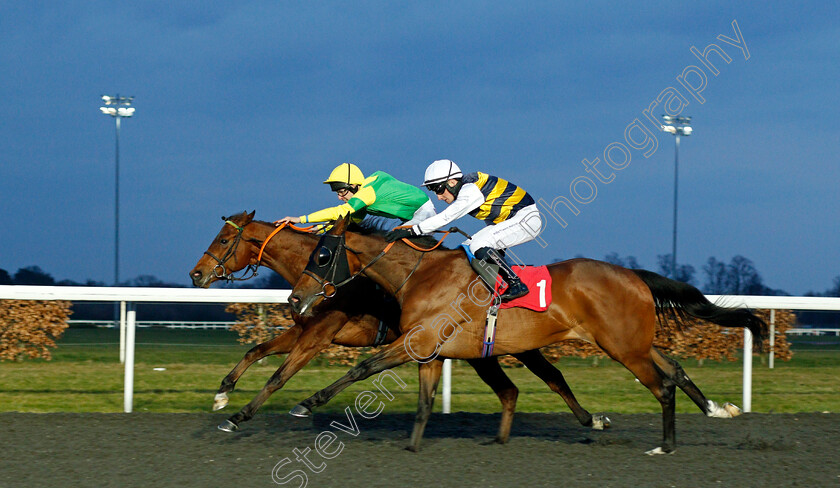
[373,319,390,347]
[482,305,499,358]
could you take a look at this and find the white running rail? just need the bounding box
[2,286,839,413]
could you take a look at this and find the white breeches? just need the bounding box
[464,204,544,253]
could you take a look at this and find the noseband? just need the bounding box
[203,220,260,282]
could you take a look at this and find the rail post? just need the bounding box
[742,328,753,412]
[123,302,136,413]
[442,359,452,413]
[769,309,775,369]
[119,300,127,363]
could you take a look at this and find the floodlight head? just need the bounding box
[100,95,136,117]
[661,114,692,136]
[100,95,134,106]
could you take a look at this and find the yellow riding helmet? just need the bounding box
[324,163,365,191]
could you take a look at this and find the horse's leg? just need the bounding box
[214,325,303,411]
[618,353,677,455]
[407,360,444,452]
[651,348,742,418]
[463,357,519,444]
[512,350,610,430]
[291,338,417,416]
[219,316,347,432]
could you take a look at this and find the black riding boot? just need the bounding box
[474,247,529,302]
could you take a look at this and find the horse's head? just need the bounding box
[189,210,259,288]
[288,214,360,316]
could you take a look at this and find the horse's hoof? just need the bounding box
[478,437,508,446]
[217,419,239,432]
[591,415,611,430]
[724,402,742,417]
[644,446,675,456]
[707,400,742,418]
[212,393,229,411]
[289,404,312,417]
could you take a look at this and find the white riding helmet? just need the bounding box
[423,159,463,185]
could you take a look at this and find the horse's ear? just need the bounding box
[328,213,352,235]
[245,210,255,223]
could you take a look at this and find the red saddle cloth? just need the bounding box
[494,265,552,311]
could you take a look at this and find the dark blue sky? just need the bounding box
[2,2,838,294]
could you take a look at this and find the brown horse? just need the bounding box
[189,211,608,450]
[287,215,768,454]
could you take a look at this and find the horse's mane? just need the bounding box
[251,219,275,227]
[348,223,449,250]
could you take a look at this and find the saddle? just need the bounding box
[461,245,553,357]
[461,245,552,312]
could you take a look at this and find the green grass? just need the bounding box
[1,327,838,414]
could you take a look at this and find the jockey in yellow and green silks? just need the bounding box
[275,163,437,231]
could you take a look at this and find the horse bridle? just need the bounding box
[302,227,457,299]
[301,233,361,299]
[203,220,260,282]
[301,231,403,299]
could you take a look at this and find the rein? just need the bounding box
[401,236,449,252]
[256,222,318,262]
[389,230,455,292]
[205,220,318,282]
[385,229,454,293]
[306,229,453,298]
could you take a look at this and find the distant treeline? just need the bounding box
[3,255,839,325]
[0,266,291,289]
[573,253,840,328]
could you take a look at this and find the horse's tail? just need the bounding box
[631,269,769,351]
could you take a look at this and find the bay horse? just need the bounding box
[287,215,768,454]
[189,211,608,450]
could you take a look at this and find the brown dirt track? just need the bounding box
[1,411,838,488]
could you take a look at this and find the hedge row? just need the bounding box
[225,303,794,366]
[0,300,72,361]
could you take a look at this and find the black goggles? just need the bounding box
[329,182,354,193]
[425,182,447,195]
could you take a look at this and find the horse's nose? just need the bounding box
[190,270,202,286]
[288,295,301,314]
